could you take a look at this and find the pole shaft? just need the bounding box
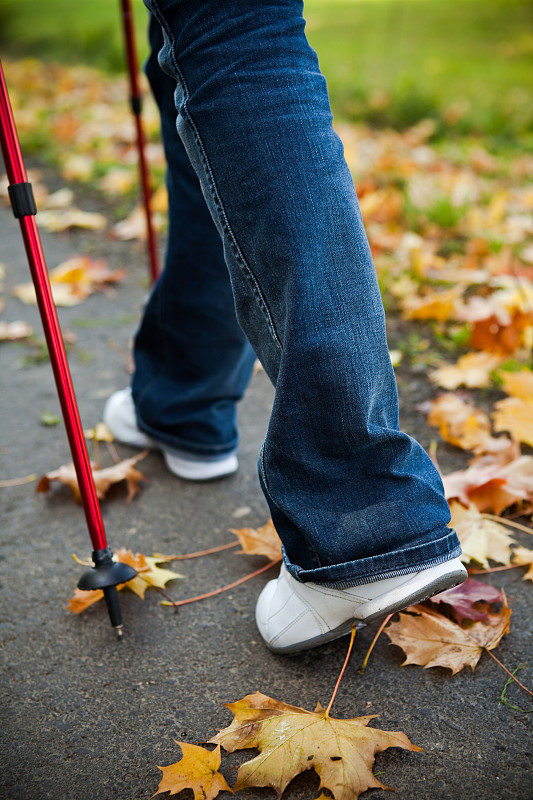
[0,58,108,551]
[121,0,159,283]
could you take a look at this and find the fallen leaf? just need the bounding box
[402,286,463,323]
[497,368,533,400]
[430,577,504,623]
[36,208,107,232]
[430,352,502,390]
[512,546,533,581]
[154,743,231,799]
[37,452,147,503]
[385,599,511,674]
[210,692,421,800]
[426,394,509,454]
[443,454,532,515]
[492,397,533,448]
[230,519,283,562]
[83,422,115,442]
[13,256,126,307]
[468,311,533,355]
[67,547,183,613]
[448,501,516,567]
[0,320,33,340]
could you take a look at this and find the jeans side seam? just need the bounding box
[153,1,282,355]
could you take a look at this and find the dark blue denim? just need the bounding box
[135,0,462,586]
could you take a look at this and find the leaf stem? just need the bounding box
[160,559,280,607]
[481,514,533,535]
[153,542,240,561]
[358,614,393,674]
[325,625,357,718]
[468,564,522,574]
[0,473,38,488]
[485,649,533,697]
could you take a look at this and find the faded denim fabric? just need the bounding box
[134,0,461,586]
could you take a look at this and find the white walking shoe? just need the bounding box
[255,558,467,653]
[103,388,238,481]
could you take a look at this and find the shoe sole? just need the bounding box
[267,564,467,655]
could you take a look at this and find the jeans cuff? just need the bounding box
[283,529,463,588]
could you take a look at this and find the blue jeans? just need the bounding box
[134,0,461,587]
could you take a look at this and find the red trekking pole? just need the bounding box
[0,58,136,637]
[119,0,160,284]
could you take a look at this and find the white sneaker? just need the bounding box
[256,558,467,653]
[103,388,238,481]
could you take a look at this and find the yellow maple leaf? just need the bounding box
[385,601,511,675]
[154,743,231,799]
[402,286,463,323]
[449,501,516,567]
[67,548,183,613]
[492,397,533,448]
[210,692,421,800]
[512,546,533,581]
[229,519,282,562]
[13,256,126,307]
[430,351,502,390]
[498,368,533,400]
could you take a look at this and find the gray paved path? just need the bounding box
[0,198,531,800]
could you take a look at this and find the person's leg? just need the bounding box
[105,15,256,478]
[142,0,465,646]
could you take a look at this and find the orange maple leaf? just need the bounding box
[153,743,231,799]
[210,692,422,800]
[426,393,509,454]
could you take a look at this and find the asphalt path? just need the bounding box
[0,201,531,800]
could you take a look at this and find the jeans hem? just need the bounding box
[136,415,239,458]
[284,530,462,587]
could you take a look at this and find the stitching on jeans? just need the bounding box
[153,2,283,354]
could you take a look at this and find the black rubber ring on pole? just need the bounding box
[8,182,37,218]
[130,95,142,115]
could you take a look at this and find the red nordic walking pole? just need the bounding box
[120,0,160,283]
[0,59,136,637]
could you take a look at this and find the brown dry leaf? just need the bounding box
[13,256,126,307]
[426,394,509,454]
[430,352,502,390]
[0,320,33,340]
[67,548,183,613]
[37,452,147,504]
[230,519,282,562]
[210,692,421,800]
[448,501,516,567]
[385,600,511,674]
[154,743,231,799]
[493,397,533,448]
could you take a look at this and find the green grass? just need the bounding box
[1,0,532,136]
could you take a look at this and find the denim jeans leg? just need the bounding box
[131,15,257,457]
[143,0,462,585]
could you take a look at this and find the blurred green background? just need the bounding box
[1,0,532,138]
